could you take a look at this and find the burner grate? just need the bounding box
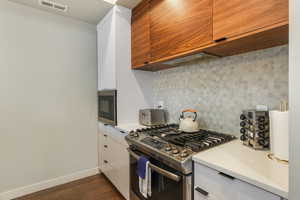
[135,124,236,152]
[161,130,235,152]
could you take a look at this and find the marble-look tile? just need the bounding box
[153,45,289,135]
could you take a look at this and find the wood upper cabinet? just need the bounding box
[131,0,288,71]
[131,0,151,69]
[149,0,213,63]
[213,0,288,41]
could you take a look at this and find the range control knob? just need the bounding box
[180,150,189,158]
[258,124,265,130]
[240,128,246,134]
[258,139,266,146]
[240,114,246,120]
[165,146,172,151]
[258,116,266,123]
[240,121,247,127]
[172,149,179,154]
[180,152,189,158]
[129,131,139,138]
[258,132,265,138]
[240,135,247,141]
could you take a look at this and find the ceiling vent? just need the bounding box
[39,0,68,12]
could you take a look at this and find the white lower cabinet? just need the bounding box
[194,163,282,200]
[98,123,129,200]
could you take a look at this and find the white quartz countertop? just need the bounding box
[192,140,289,198]
[116,123,146,132]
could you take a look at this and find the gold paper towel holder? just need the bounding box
[267,153,289,165]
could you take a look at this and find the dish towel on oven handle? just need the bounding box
[138,156,152,198]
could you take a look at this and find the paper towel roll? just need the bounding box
[269,111,289,161]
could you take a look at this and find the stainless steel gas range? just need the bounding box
[125,124,236,200]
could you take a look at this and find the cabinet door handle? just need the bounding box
[104,145,108,148]
[218,172,235,180]
[195,186,209,196]
[104,160,108,164]
[103,134,107,137]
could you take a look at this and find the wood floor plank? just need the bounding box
[14,174,125,200]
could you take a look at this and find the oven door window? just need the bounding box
[130,153,183,200]
[98,95,115,122]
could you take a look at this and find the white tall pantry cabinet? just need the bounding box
[97,5,154,200]
[97,6,130,200]
[97,8,116,90]
[97,5,154,124]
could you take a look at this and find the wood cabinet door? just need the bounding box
[150,0,213,63]
[213,0,288,41]
[131,0,151,68]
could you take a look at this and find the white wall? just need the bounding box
[289,0,300,199]
[0,0,98,197]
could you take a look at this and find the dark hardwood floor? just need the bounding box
[14,174,125,200]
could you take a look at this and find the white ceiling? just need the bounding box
[117,0,141,9]
[8,0,141,24]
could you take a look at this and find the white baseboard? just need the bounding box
[0,167,100,200]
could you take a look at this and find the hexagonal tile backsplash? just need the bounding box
[153,45,288,135]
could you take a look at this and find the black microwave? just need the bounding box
[98,90,117,126]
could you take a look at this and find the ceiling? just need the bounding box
[117,0,141,9]
[8,0,141,24]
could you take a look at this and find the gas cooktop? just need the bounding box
[125,124,236,174]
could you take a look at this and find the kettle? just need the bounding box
[179,109,199,133]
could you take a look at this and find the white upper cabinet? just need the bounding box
[97,9,116,90]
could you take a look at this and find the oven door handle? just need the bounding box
[127,148,181,182]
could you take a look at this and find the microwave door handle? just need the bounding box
[127,148,181,182]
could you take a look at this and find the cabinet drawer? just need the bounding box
[102,136,115,165]
[105,126,128,146]
[102,159,119,187]
[102,132,109,145]
[113,142,130,199]
[102,136,129,172]
[98,124,109,144]
[99,124,126,146]
[194,163,233,200]
[102,136,130,200]
[232,179,281,200]
[98,123,107,171]
[194,163,281,200]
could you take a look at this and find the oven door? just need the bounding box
[98,90,117,126]
[128,148,185,200]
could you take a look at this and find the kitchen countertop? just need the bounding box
[116,123,146,132]
[192,140,289,198]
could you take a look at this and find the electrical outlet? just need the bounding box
[157,101,164,109]
[256,105,268,111]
